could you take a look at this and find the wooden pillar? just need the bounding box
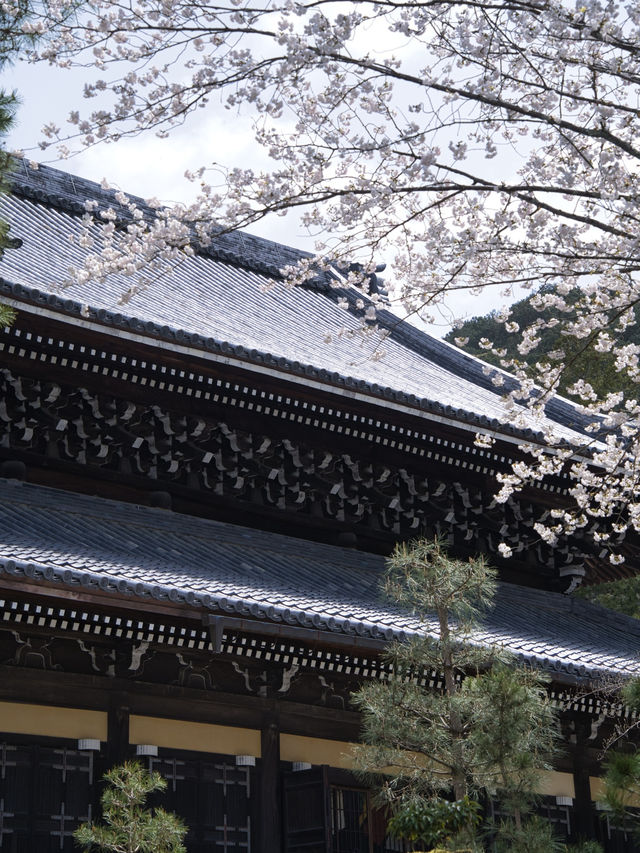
[106,693,130,768]
[571,725,596,843]
[260,713,281,853]
[572,764,595,841]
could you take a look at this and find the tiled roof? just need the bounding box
[0,478,637,681]
[0,159,586,444]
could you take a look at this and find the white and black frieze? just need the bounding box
[0,622,628,725]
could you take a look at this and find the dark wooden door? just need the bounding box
[0,741,95,852]
[283,766,331,853]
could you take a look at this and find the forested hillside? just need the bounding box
[444,287,640,401]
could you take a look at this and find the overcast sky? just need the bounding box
[4,59,306,239]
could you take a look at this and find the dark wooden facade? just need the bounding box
[0,161,638,851]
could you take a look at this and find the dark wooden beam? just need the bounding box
[106,693,130,768]
[565,720,602,843]
[0,665,362,741]
[0,573,205,620]
[259,711,281,853]
[572,761,596,843]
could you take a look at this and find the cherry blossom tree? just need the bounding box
[15,0,640,560]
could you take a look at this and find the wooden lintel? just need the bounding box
[205,614,386,655]
[0,665,362,741]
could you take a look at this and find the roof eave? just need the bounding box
[0,286,559,451]
[0,556,627,687]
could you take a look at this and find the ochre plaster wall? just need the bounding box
[0,701,107,740]
[129,714,262,757]
[280,733,357,769]
[538,770,575,798]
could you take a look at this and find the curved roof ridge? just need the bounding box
[373,306,589,434]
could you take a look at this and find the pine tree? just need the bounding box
[353,538,558,852]
[597,681,640,844]
[74,761,187,853]
[0,0,35,329]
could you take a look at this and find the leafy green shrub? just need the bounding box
[387,796,480,848]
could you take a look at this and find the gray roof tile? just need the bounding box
[0,160,587,443]
[0,478,637,680]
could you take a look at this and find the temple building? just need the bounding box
[0,159,638,851]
